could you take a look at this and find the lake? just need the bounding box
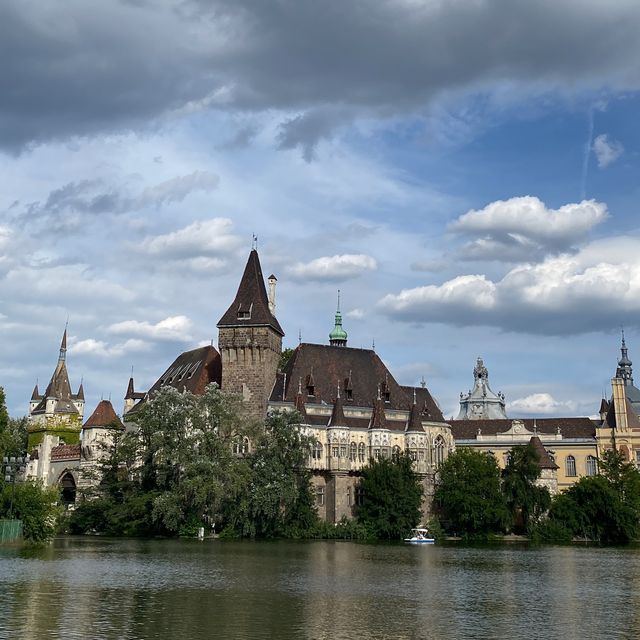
[1,537,639,639]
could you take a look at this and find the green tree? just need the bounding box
[356,452,423,540]
[278,347,295,372]
[0,481,62,543]
[435,448,508,538]
[502,444,551,533]
[223,410,318,538]
[0,388,28,459]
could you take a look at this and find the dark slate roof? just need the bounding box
[406,400,426,433]
[125,377,145,401]
[50,443,80,462]
[31,384,40,401]
[450,417,597,440]
[270,343,443,420]
[217,250,284,336]
[127,346,222,415]
[529,436,559,470]
[369,397,387,429]
[83,400,124,430]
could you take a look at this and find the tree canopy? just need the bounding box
[435,448,508,538]
[357,452,423,539]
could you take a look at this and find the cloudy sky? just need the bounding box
[2,0,640,419]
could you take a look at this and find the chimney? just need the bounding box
[267,274,277,315]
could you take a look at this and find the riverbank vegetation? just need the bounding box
[434,444,640,543]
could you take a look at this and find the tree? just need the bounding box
[537,449,640,544]
[502,444,551,533]
[0,388,28,459]
[356,452,423,540]
[0,481,62,543]
[223,410,318,538]
[435,448,508,538]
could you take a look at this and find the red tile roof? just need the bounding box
[83,400,124,430]
[50,444,80,462]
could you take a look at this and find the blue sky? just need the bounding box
[1,1,640,420]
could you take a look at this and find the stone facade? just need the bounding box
[219,326,282,420]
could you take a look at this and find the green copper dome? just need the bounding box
[329,291,348,346]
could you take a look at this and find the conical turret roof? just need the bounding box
[406,390,425,432]
[217,250,284,336]
[328,388,347,427]
[369,390,387,430]
[83,399,124,430]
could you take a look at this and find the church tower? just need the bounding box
[217,249,284,420]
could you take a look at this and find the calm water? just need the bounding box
[1,537,640,640]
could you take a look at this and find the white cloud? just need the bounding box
[139,218,242,259]
[593,134,624,168]
[108,315,193,342]
[508,393,577,415]
[69,338,150,358]
[379,236,640,335]
[449,197,608,260]
[346,308,365,319]
[287,254,377,282]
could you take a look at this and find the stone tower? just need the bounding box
[217,249,284,419]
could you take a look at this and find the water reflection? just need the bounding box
[2,539,640,639]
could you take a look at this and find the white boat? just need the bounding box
[404,528,435,544]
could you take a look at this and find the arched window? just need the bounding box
[59,472,76,506]
[434,436,445,468]
[357,442,366,462]
[586,455,597,476]
[241,437,250,455]
[310,442,323,460]
[349,442,357,461]
[232,440,241,455]
[565,455,577,477]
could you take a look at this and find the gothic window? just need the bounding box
[232,440,241,455]
[241,437,250,455]
[418,449,425,461]
[434,436,445,468]
[316,486,325,506]
[374,448,381,459]
[565,455,577,477]
[355,486,365,506]
[409,449,418,461]
[586,455,597,476]
[340,444,347,459]
[381,447,390,459]
[310,442,323,460]
[357,442,366,462]
[350,442,357,461]
[332,445,340,458]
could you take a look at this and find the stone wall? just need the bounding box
[219,326,282,420]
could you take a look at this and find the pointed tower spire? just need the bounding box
[328,385,347,427]
[76,380,85,400]
[217,249,284,336]
[59,325,68,361]
[31,383,40,401]
[329,290,348,347]
[294,377,307,420]
[369,393,386,430]
[616,328,634,385]
[406,389,425,432]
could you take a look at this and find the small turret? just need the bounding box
[328,386,347,427]
[329,290,348,347]
[369,386,387,429]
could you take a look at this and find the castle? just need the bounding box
[22,249,640,520]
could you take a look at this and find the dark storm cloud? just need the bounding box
[2,0,640,151]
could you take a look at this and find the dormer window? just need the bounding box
[345,388,353,401]
[237,302,252,320]
[307,384,315,397]
[384,390,390,403]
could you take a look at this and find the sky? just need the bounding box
[2,0,640,419]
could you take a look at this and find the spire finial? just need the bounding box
[372,337,375,350]
[413,388,417,405]
[298,377,302,395]
[337,289,341,313]
[337,383,341,399]
[299,329,302,345]
[252,234,258,250]
[420,376,426,389]
[59,324,68,361]
[377,383,381,401]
